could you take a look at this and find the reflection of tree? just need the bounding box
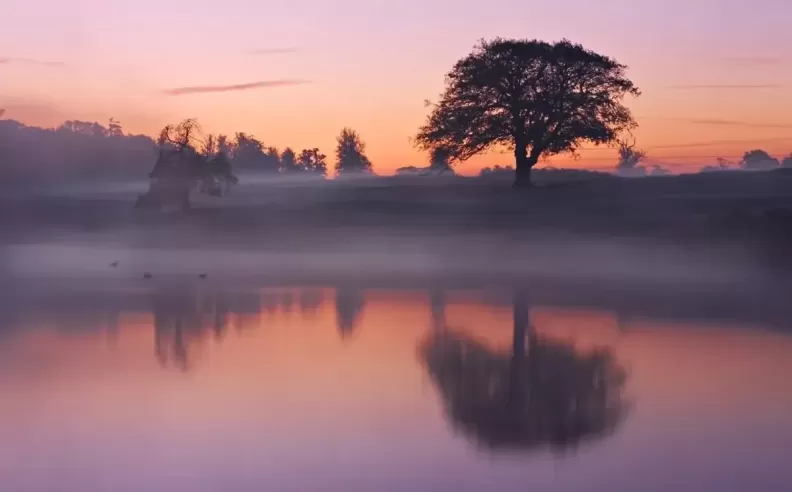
[420,291,627,452]
[430,289,446,332]
[335,288,365,338]
[299,290,324,314]
[151,288,231,371]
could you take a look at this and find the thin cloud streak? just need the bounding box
[249,48,299,55]
[650,137,792,150]
[687,119,792,129]
[163,79,309,96]
[0,57,65,67]
[668,84,783,90]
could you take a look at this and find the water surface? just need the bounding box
[1,282,791,492]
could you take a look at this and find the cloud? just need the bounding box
[651,137,792,150]
[163,79,309,96]
[249,48,299,55]
[668,84,783,90]
[0,57,65,68]
[686,119,792,129]
[723,56,783,66]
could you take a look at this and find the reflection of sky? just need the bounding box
[1,288,791,491]
[1,0,792,173]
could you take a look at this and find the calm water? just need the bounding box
[1,281,791,492]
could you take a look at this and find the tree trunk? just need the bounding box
[508,289,530,414]
[513,145,537,188]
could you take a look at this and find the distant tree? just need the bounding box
[280,147,298,173]
[107,118,123,137]
[429,146,454,174]
[136,119,237,211]
[781,154,792,168]
[216,134,233,156]
[264,146,281,171]
[231,134,279,173]
[0,109,5,119]
[335,128,373,174]
[615,137,647,177]
[296,148,328,175]
[649,165,670,176]
[58,120,107,137]
[741,149,779,171]
[416,38,639,187]
[479,165,515,178]
[701,157,733,173]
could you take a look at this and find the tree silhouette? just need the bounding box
[479,165,515,178]
[296,148,328,175]
[416,38,639,187]
[335,128,372,175]
[136,119,237,211]
[419,291,627,452]
[741,149,780,171]
[615,136,647,177]
[280,147,298,173]
[781,154,792,168]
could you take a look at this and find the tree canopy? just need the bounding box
[741,149,780,171]
[335,128,372,175]
[138,119,237,211]
[416,38,640,187]
[296,148,328,175]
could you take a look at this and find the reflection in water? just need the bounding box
[335,287,365,338]
[420,291,628,452]
[150,287,247,371]
[430,289,446,331]
[299,289,324,314]
[3,281,792,492]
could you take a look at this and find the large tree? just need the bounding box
[335,128,372,175]
[416,38,640,187]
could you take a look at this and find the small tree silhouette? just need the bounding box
[780,153,791,168]
[280,147,298,173]
[741,149,779,171]
[416,38,639,187]
[335,128,373,175]
[297,148,328,175]
[615,137,647,177]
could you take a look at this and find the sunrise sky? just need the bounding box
[1,0,791,174]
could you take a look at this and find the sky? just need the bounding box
[1,0,791,174]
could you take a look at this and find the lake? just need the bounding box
[1,280,791,492]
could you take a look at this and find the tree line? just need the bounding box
[4,36,791,193]
[0,116,376,188]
